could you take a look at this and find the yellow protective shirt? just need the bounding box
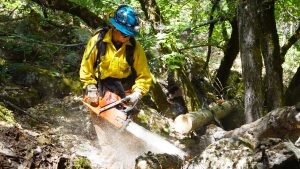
[79,29,152,96]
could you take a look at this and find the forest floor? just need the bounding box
[1,95,100,168]
[0,94,171,169]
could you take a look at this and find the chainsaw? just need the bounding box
[82,91,134,128]
[82,91,188,158]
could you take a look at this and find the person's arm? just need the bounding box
[131,41,152,96]
[79,34,99,88]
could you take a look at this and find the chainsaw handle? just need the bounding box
[97,96,130,113]
[122,96,130,102]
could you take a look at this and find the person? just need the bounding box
[79,5,152,105]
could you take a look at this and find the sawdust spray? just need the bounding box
[94,117,155,168]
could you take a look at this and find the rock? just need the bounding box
[184,138,254,169]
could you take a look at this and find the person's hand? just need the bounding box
[127,92,142,104]
[86,84,98,103]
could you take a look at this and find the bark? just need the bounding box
[150,77,169,113]
[30,0,104,29]
[135,152,183,169]
[238,0,263,123]
[285,66,300,105]
[152,66,201,117]
[214,18,239,93]
[137,0,165,32]
[174,100,239,134]
[259,0,284,111]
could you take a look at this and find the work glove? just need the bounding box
[86,84,98,103]
[127,91,142,104]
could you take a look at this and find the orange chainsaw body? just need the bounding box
[83,91,128,128]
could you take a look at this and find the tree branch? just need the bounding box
[197,17,227,28]
[280,24,300,57]
[179,44,223,52]
[30,0,105,29]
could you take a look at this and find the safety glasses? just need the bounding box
[120,31,129,37]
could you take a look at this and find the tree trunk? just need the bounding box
[214,18,239,93]
[149,77,169,114]
[285,66,300,105]
[178,69,202,111]
[259,0,284,111]
[174,100,239,134]
[238,0,263,123]
[30,0,104,29]
[137,0,165,32]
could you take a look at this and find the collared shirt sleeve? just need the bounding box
[79,34,99,88]
[132,41,152,95]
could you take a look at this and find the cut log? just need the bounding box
[174,100,239,134]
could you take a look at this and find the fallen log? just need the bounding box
[174,100,239,134]
[223,105,300,147]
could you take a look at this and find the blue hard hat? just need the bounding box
[109,5,139,37]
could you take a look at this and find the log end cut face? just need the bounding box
[174,114,193,134]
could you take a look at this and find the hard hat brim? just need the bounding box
[109,18,139,37]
